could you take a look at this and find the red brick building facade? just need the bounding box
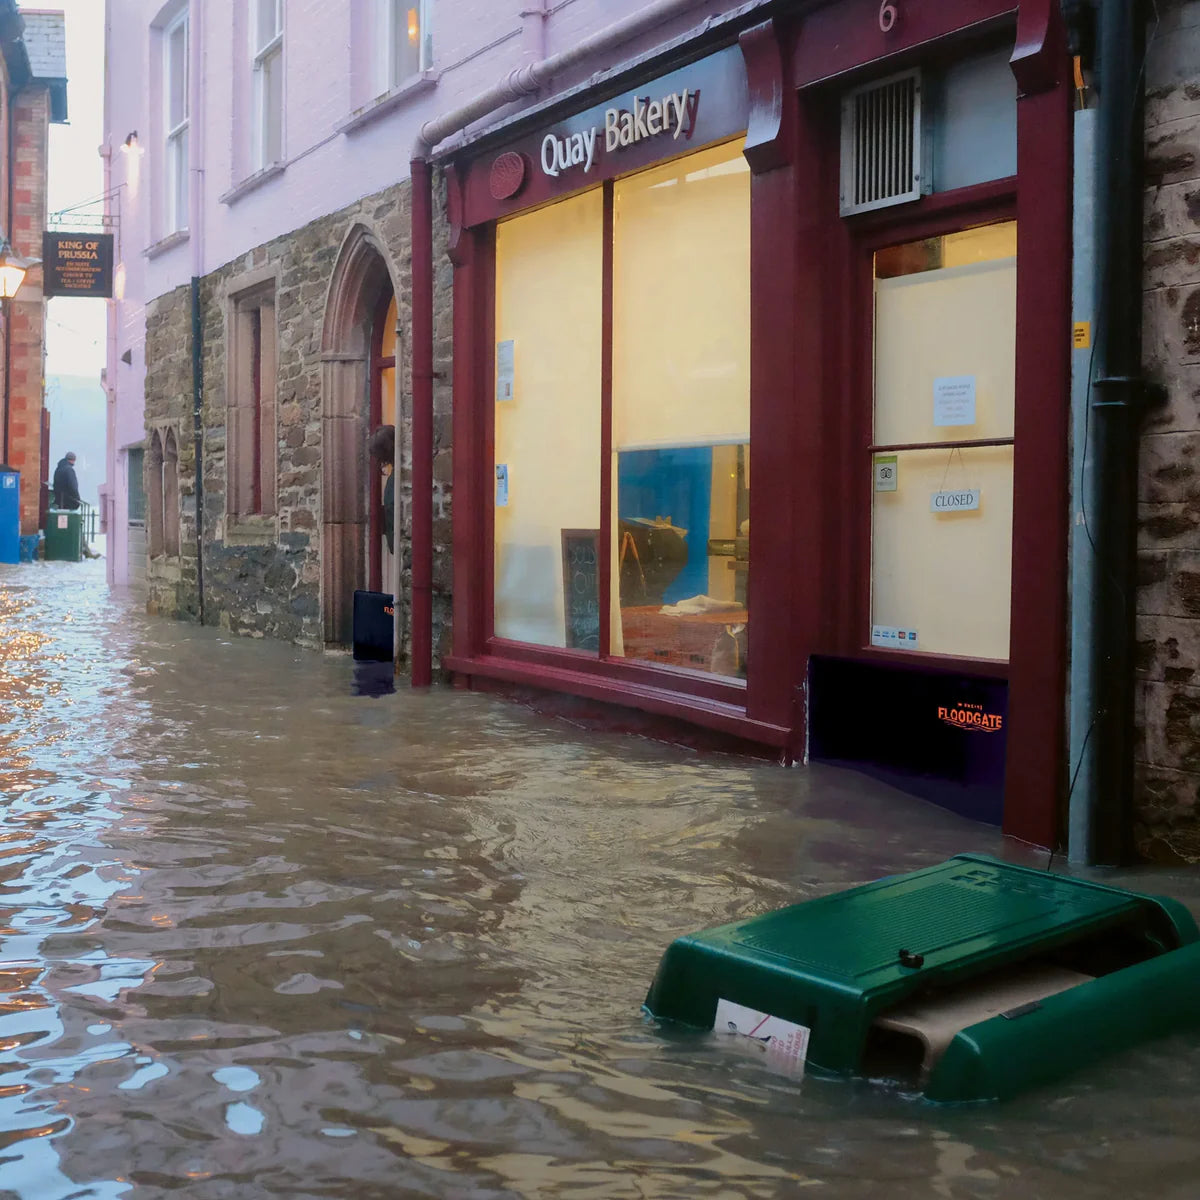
[0,3,67,533]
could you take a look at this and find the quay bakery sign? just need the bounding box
[540,87,702,179]
[480,45,749,213]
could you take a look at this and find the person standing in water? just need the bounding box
[51,452,100,558]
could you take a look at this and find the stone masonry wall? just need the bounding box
[1138,0,1200,860]
[143,284,195,619]
[143,173,454,661]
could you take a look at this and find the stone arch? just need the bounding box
[146,429,164,559]
[321,220,399,646]
[162,428,180,557]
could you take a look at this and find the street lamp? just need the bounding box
[0,238,35,471]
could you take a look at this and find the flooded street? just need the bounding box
[2,564,1200,1199]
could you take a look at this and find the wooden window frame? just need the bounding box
[226,276,278,525]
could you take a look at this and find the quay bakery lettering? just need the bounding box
[540,88,702,179]
[471,45,750,217]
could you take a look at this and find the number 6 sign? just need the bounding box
[879,0,897,31]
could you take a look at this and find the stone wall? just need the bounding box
[143,173,454,662]
[143,284,195,620]
[1138,0,1200,859]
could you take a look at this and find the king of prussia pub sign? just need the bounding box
[43,231,114,299]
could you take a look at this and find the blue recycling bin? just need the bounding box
[0,469,18,564]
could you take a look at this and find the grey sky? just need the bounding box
[42,0,106,381]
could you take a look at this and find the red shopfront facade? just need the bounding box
[441,0,1070,849]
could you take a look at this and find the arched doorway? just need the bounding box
[321,225,398,647]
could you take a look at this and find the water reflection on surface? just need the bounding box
[1,561,1200,1199]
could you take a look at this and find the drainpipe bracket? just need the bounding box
[1091,375,1151,410]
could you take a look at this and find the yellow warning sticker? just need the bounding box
[1073,321,1091,350]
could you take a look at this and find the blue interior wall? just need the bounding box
[617,447,712,603]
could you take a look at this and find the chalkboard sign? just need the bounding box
[561,528,601,651]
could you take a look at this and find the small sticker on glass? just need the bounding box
[874,454,898,492]
[495,463,509,507]
[871,624,919,649]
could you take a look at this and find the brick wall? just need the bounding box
[6,85,49,534]
[1138,0,1200,859]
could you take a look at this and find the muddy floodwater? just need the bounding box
[1,563,1200,1199]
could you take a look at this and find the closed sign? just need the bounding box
[930,489,980,513]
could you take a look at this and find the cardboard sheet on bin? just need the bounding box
[873,964,1092,1076]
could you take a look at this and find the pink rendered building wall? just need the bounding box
[102,0,738,587]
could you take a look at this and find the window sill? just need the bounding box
[443,652,787,749]
[146,229,189,260]
[219,162,286,206]
[224,514,277,546]
[338,71,439,135]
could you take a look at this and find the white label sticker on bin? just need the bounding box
[57,515,68,528]
[714,998,810,1079]
[2,475,13,487]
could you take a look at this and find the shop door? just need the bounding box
[868,221,1017,661]
[809,218,1017,826]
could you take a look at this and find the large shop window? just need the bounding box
[870,221,1017,661]
[492,140,751,679]
[494,190,603,648]
[612,143,750,678]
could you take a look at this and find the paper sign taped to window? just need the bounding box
[495,463,509,507]
[496,340,515,402]
[933,375,976,427]
[713,998,810,1079]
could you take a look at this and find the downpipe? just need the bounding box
[1072,0,1152,864]
[409,157,433,688]
[191,276,205,625]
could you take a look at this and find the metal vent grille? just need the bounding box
[840,69,923,216]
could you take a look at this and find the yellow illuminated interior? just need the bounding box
[610,140,751,677]
[379,293,397,428]
[871,221,1017,661]
[612,141,750,449]
[494,189,603,648]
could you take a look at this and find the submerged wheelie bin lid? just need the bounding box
[645,854,1200,1100]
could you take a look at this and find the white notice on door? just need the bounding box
[57,514,68,529]
[495,463,509,507]
[713,998,810,1079]
[933,375,977,427]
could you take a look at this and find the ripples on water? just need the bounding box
[1,562,1199,1199]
